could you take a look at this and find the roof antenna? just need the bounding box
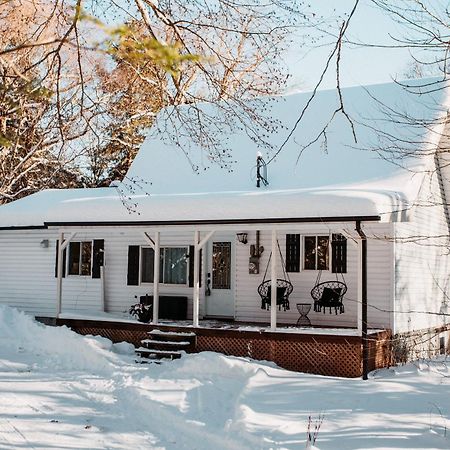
[256,152,269,188]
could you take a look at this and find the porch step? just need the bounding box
[141,339,190,348]
[135,347,183,360]
[148,329,196,349]
[135,329,197,361]
[149,330,196,339]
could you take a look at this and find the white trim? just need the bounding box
[142,231,155,249]
[193,230,200,327]
[198,231,214,250]
[60,232,77,251]
[152,231,160,324]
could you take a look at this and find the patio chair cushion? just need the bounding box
[320,287,342,306]
[267,285,287,303]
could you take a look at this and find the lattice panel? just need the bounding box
[197,335,362,377]
[64,321,393,378]
[368,332,393,370]
[74,327,147,347]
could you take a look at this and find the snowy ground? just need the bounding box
[0,306,448,450]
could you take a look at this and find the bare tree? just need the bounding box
[0,0,318,200]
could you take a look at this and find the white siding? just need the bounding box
[0,230,102,316]
[104,230,204,317]
[394,161,450,333]
[235,223,393,329]
[0,224,394,329]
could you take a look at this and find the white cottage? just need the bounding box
[0,79,449,375]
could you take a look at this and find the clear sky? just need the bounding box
[286,0,416,91]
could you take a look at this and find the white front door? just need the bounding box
[205,239,235,318]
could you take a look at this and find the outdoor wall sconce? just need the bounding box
[236,232,248,244]
[40,239,49,248]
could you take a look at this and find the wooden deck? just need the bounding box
[37,316,393,378]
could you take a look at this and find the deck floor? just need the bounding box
[43,310,381,337]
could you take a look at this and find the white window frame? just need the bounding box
[67,241,93,276]
[140,245,189,286]
[302,234,331,271]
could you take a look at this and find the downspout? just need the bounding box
[356,221,368,380]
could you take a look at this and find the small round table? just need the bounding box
[296,303,312,326]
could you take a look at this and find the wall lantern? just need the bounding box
[40,239,49,248]
[236,233,248,244]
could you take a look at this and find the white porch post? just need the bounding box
[193,230,200,327]
[56,231,64,318]
[56,231,76,318]
[270,229,277,330]
[152,231,160,324]
[192,230,214,327]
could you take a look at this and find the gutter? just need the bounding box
[42,215,381,228]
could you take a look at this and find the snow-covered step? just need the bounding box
[148,329,196,350]
[149,330,196,338]
[140,339,191,352]
[141,339,190,346]
[135,347,183,360]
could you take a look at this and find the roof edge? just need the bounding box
[43,215,381,228]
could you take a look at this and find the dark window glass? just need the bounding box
[304,236,316,270]
[141,247,187,284]
[68,241,91,275]
[304,236,329,270]
[81,242,92,276]
[68,242,80,275]
[163,248,187,284]
[317,236,329,270]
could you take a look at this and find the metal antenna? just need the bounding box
[256,153,269,188]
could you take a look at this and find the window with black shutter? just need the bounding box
[285,234,300,272]
[332,233,347,273]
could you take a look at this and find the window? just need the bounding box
[141,247,188,285]
[303,236,329,270]
[68,241,92,276]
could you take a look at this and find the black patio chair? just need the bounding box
[311,281,347,314]
[258,278,293,311]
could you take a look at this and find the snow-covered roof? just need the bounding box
[0,79,448,228]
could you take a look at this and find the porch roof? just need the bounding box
[0,182,410,228]
[0,78,448,229]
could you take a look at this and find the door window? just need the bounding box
[212,242,231,289]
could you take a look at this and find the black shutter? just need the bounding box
[92,239,104,279]
[54,240,66,278]
[286,234,300,272]
[332,233,347,273]
[188,246,202,287]
[127,245,140,285]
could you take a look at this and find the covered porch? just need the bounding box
[51,215,390,378]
